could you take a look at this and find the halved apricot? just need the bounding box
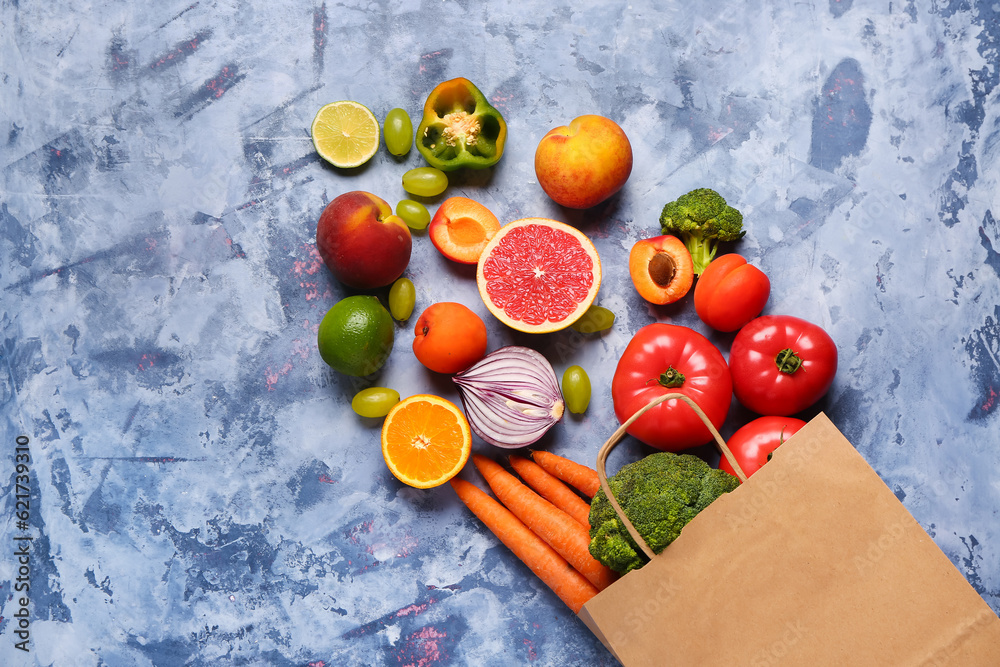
[428,196,502,264]
[628,235,694,305]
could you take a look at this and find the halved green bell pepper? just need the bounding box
[416,78,507,171]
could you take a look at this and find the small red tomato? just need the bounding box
[719,415,807,482]
[729,315,838,416]
[694,254,770,332]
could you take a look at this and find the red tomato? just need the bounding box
[729,315,838,416]
[611,323,732,451]
[719,415,806,482]
[694,254,770,332]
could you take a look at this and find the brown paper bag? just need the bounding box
[578,393,1000,666]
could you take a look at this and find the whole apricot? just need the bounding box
[412,302,488,374]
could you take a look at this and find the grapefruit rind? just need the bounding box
[476,218,602,334]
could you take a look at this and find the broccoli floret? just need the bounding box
[659,188,745,274]
[588,452,739,574]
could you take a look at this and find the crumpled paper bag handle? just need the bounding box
[594,392,748,560]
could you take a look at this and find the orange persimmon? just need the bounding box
[628,235,694,305]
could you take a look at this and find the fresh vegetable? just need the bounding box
[570,305,615,333]
[351,387,400,418]
[382,395,471,489]
[530,450,601,498]
[450,478,599,613]
[452,346,564,448]
[402,167,448,197]
[412,302,488,374]
[694,254,770,332]
[396,199,431,230]
[509,455,592,529]
[383,107,413,156]
[719,415,806,481]
[472,455,617,590]
[589,452,739,574]
[729,315,838,416]
[388,277,416,320]
[659,188,745,275]
[561,365,591,414]
[611,323,732,451]
[628,235,694,305]
[416,78,508,171]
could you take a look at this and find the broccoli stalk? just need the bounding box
[659,188,745,275]
[588,452,739,574]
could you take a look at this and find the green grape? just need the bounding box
[561,366,591,414]
[388,277,416,320]
[396,199,430,230]
[570,305,616,333]
[383,108,413,156]
[402,167,448,197]
[352,387,400,418]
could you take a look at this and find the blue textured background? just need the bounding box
[2,1,999,665]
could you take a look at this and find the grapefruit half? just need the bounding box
[476,218,602,333]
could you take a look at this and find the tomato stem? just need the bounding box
[657,366,685,388]
[775,348,803,374]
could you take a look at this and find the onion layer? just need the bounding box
[452,346,565,448]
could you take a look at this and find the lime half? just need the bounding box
[311,101,380,168]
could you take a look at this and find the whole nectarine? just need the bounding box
[316,191,412,289]
[534,115,633,209]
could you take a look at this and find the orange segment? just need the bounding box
[381,395,472,488]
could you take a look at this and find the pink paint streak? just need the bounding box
[264,360,294,391]
[395,625,448,667]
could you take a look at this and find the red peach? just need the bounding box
[534,115,633,209]
[316,191,412,289]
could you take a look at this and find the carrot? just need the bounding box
[472,455,617,591]
[530,450,601,498]
[509,455,593,529]
[449,478,599,613]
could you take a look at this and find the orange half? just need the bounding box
[381,394,472,488]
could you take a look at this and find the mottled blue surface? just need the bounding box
[2,1,999,665]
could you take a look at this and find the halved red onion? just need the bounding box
[453,346,565,448]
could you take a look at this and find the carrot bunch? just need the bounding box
[449,450,616,614]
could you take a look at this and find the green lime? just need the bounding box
[317,295,395,376]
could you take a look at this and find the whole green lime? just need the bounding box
[317,295,395,376]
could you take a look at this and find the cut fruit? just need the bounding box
[628,235,694,305]
[476,218,602,334]
[381,394,472,489]
[429,197,502,264]
[311,101,380,168]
